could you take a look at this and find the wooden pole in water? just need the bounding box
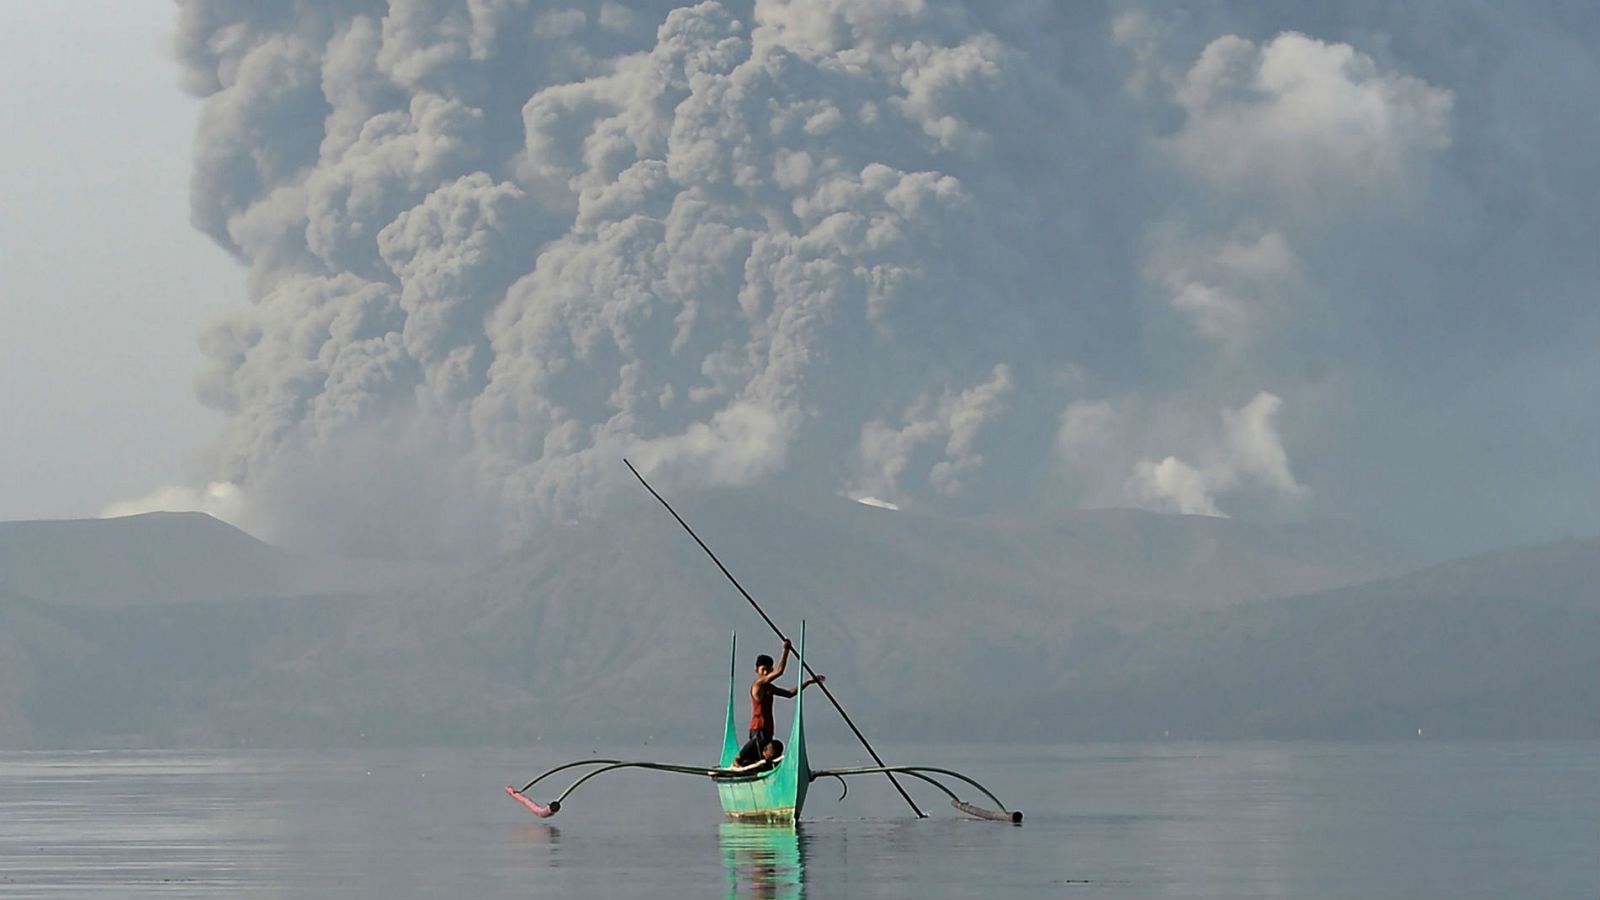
[623,458,929,819]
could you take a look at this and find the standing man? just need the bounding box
[736,638,823,765]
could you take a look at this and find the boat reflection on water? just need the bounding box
[719,821,806,900]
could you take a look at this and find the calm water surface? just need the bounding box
[1,742,1595,898]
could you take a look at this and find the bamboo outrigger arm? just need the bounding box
[507,758,775,817]
[517,758,629,794]
[810,765,1023,824]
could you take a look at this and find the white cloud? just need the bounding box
[1127,391,1307,516]
[1059,391,1308,517]
[1111,27,1441,524]
[1222,391,1308,501]
[1110,10,1168,96]
[850,364,1014,504]
[627,401,797,490]
[1127,456,1222,517]
[1163,31,1454,209]
[1147,226,1299,349]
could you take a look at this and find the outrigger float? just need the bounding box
[505,460,1021,825]
[506,626,1021,824]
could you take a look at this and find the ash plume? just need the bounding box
[170,1,1593,556]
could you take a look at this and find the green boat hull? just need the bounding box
[716,627,810,822]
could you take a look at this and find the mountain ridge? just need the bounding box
[0,493,1588,746]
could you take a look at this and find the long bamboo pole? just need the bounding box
[623,459,928,818]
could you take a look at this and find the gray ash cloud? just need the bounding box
[169,1,1598,555]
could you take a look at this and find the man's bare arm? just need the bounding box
[769,675,823,698]
[712,756,780,776]
[758,638,794,684]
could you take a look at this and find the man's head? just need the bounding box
[754,654,774,674]
[762,739,784,761]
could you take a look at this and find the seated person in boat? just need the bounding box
[738,638,824,765]
[716,739,784,776]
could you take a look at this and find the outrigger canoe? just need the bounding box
[506,624,1021,824]
[712,630,809,821]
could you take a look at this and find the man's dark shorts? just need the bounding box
[735,727,773,765]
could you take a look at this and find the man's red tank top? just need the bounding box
[749,683,774,732]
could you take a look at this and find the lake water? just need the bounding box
[1,742,1595,898]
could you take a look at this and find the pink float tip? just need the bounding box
[505,786,557,817]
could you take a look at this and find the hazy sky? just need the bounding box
[2,2,1595,559]
[0,1,244,521]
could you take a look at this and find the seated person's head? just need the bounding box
[762,739,784,761]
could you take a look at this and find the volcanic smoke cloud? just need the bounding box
[172,1,1485,552]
